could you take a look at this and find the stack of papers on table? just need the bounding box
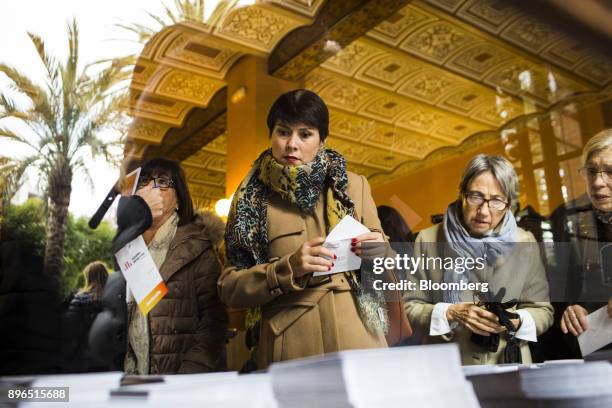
[585,349,612,363]
[148,372,276,408]
[270,344,480,408]
[111,371,238,400]
[463,364,522,377]
[468,361,612,407]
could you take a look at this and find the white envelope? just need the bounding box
[314,215,370,276]
[578,305,612,356]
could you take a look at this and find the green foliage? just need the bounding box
[0,19,129,278]
[2,198,46,256]
[63,214,115,293]
[2,198,115,294]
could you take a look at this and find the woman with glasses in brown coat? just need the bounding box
[90,158,228,374]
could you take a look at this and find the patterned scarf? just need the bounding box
[442,201,518,304]
[225,148,355,270]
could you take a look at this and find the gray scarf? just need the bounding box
[594,208,612,225]
[442,201,517,303]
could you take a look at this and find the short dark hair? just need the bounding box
[266,89,329,142]
[139,157,194,226]
[377,205,415,243]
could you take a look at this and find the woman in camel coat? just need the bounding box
[219,90,388,369]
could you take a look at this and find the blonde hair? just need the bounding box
[582,129,612,166]
[79,261,109,300]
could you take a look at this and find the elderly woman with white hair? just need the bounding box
[404,154,553,365]
[558,129,612,341]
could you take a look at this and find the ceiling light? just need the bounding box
[215,196,233,217]
[231,86,247,104]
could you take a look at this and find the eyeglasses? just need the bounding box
[579,167,612,182]
[465,192,508,212]
[137,176,175,190]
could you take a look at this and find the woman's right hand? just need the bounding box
[136,185,164,219]
[289,237,336,278]
[446,303,504,336]
[561,304,589,336]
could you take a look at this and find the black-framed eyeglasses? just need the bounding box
[137,176,175,190]
[579,167,612,182]
[464,192,508,212]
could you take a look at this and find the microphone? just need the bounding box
[88,184,120,229]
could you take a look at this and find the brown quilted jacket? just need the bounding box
[148,212,228,374]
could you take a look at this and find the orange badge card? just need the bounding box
[115,235,167,315]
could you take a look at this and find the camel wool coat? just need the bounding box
[218,172,388,369]
[404,223,553,365]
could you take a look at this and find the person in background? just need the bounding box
[556,129,612,350]
[63,261,109,372]
[75,261,109,300]
[377,205,421,346]
[404,154,553,364]
[89,158,228,374]
[219,89,391,370]
[377,205,416,244]
[0,236,64,375]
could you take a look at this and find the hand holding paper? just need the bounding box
[578,305,612,356]
[351,231,386,259]
[289,237,336,277]
[314,215,370,276]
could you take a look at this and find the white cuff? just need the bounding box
[515,309,537,342]
[430,303,457,336]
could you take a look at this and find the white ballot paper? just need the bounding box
[115,235,168,315]
[578,305,612,356]
[314,215,370,277]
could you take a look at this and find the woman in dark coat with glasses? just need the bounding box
[89,158,228,374]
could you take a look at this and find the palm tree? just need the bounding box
[118,0,230,45]
[0,157,21,235]
[0,19,130,279]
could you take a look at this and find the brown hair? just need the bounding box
[79,261,109,300]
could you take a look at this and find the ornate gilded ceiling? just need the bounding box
[127,1,321,147]
[125,0,612,209]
